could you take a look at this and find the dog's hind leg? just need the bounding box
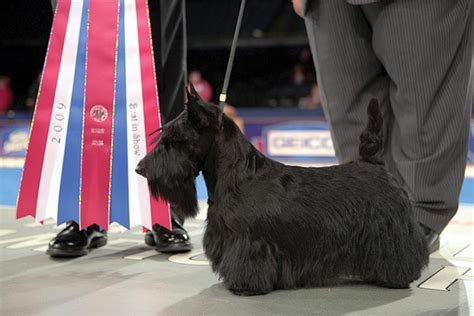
[218,239,279,296]
[359,221,429,289]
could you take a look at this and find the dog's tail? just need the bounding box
[359,99,383,164]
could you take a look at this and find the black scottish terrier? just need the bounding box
[136,86,429,296]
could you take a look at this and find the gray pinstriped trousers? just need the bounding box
[303,0,473,233]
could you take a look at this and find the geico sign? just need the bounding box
[267,130,335,157]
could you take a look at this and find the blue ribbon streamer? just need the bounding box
[57,0,89,225]
[110,0,130,228]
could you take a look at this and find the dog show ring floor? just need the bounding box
[0,200,473,316]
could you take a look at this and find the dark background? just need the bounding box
[0,0,312,110]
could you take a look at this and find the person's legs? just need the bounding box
[46,0,191,256]
[303,0,393,166]
[147,0,192,252]
[362,0,473,234]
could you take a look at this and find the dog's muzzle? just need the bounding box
[135,166,146,177]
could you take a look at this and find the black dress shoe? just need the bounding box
[144,218,192,253]
[46,221,107,257]
[420,224,440,254]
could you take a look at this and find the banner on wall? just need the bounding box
[262,121,336,161]
[16,0,171,230]
[0,125,29,157]
[261,119,474,163]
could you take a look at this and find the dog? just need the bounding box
[136,85,429,296]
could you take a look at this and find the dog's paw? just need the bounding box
[229,288,272,296]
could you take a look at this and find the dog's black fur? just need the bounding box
[136,86,429,296]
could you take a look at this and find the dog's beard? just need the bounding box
[146,147,199,219]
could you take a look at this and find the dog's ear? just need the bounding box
[189,83,203,101]
[185,83,203,106]
[185,86,193,105]
[186,85,210,127]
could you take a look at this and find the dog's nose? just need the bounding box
[135,166,146,177]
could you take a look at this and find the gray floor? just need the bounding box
[1,204,473,316]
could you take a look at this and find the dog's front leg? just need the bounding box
[218,239,279,296]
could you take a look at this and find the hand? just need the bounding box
[292,0,304,18]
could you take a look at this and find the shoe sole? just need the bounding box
[46,248,89,257]
[145,232,192,253]
[155,242,193,254]
[46,237,107,258]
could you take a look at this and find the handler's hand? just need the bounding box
[292,0,304,18]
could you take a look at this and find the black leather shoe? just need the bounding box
[421,224,440,254]
[144,218,192,253]
[46,221,107,257]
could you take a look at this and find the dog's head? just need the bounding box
[135,84,222,218]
